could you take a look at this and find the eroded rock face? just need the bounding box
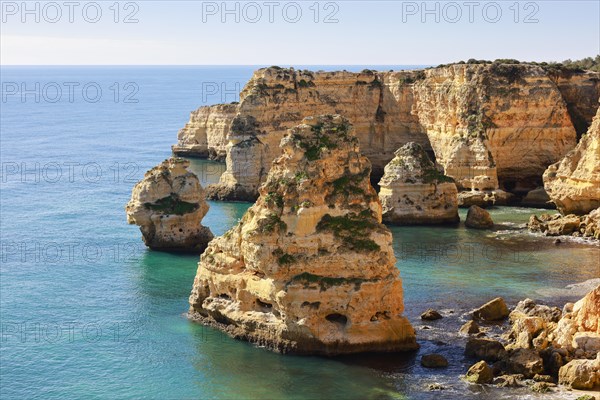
[544,103,600,215]
[126,158,213,251]
[413,63,581,193]
[191,68,430,200]
[173,103,237,159]
[188,115,417,355]
[177,65,599,200]
[378,142,459,224]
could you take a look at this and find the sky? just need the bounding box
[1,0,599,65]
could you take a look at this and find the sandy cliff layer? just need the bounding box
[174,64,599,201]
[126,158,213,251]
[189,115,417,354]
[543,102,600,215]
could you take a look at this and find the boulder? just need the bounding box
[465,205,494,229]
[472,297,510,321]
[503,348,544,378]
[421,309,443,320]
[465,361,493,384]
[421,354,449,368]
[558,356,600,390]
[459,320,480,335]
[465,338,506,362]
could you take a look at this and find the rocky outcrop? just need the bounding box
[543,103,600,215]
[464,288,600,391]
[188,115,417,355]
[177,64,598,201]
[527,208,600,239]
[465,205,494,229]
[173,104,237,159]
[378,142,458,224]
[126,158,213,251]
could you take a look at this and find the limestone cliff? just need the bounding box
[189,115,417,354]
[543,103,600,215]
[174,64,599,201]
[126,158,213,251]
[172,103,237,159]
[413,63,579,193]
[183,67,431,200]
[378,142,459,224]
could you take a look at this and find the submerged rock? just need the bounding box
[126,158,213,251]
[459,320,480,335]
[464,205,494,229]
[544,102,600,215]
[421,353,449,368]
[378,142,459,225]
[421,309,443,320]
[188,115,418,355]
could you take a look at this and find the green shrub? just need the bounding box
[144,194,198,215]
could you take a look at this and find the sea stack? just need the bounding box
[378,142,459,224]
[126,158,213,251]
[189,114,418,355]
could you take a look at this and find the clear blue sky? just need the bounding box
[1,1,598,65]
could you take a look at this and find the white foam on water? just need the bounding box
[537,278,600,298]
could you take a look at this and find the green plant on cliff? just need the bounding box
[144,194,199,215]
[292,120,353,161]
[289,272,367,291]
[264,192,284,208]
[259,213,287,233]
[316,212,381,252]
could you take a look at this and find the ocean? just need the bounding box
[1,66,599,399]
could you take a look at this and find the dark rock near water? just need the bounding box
[459,320,480,335]
[465,205,494,229]
[420,309,443,320]
[465,338,506,362]
[465,361,493,384]
[472,297,510,321]
[421,353,449,368]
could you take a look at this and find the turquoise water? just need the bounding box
[1,67,599,399]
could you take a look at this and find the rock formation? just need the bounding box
[528,208,600,239]
[463,288,600,392]
[543,102,600,215]
[173,64,599,201]
[172,104,236,159]
[378,142,459,224]
[126,158,213,251]
[188,115,418,355]
[465,205,494,229]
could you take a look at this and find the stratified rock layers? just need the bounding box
[379,142,459,224]
[126,158,213,251]
[189,115,417,355]
[174,64,599,201]
[543,102,600,215]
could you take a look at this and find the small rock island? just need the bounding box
[126,158,213,251]
[188,115,418,354]
[378,142,459,224]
